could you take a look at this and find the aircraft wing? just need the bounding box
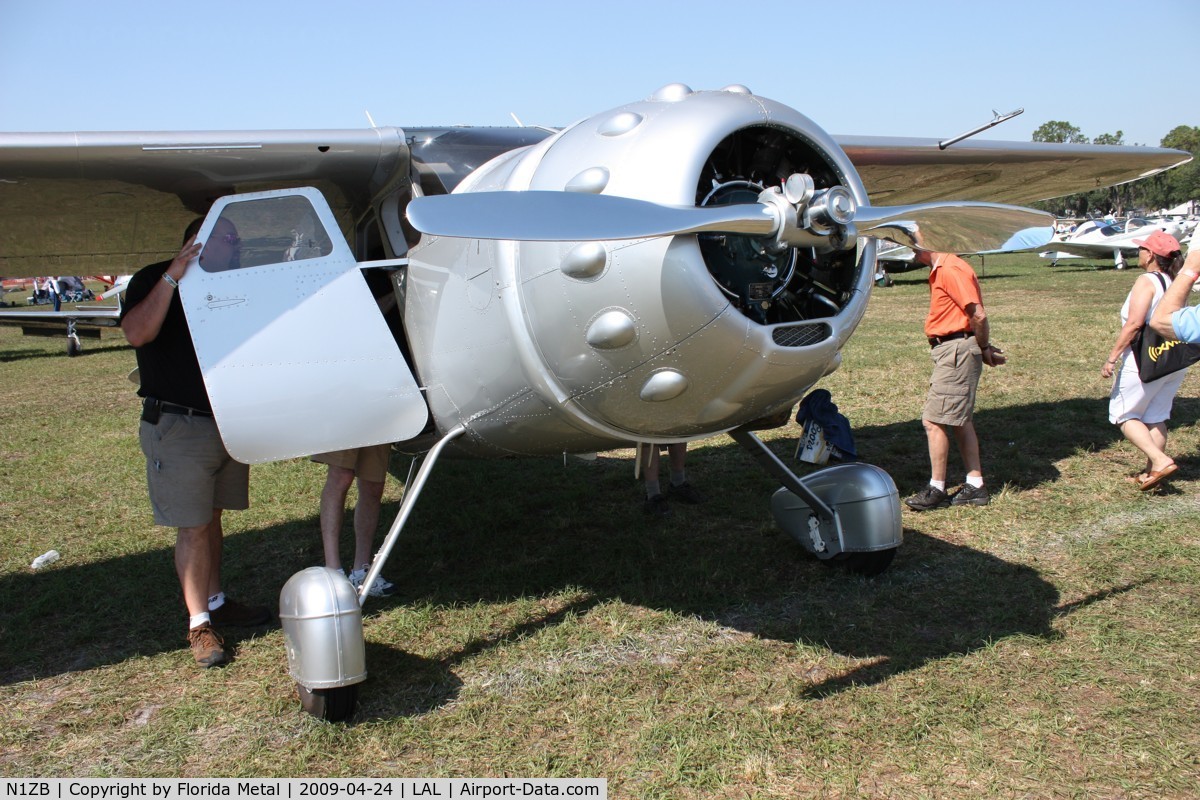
[0,128,410,275]
[0,305,122,355]
[1038,240,1141,259]
[0,126,551,276]
[837,136,1190,206]
[0,306,120,327]
[0,126,1189,275]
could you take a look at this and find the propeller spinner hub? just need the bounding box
[804,186,856,233]
[827,188,856,224]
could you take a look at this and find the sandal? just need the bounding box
[1138,463,1178,491]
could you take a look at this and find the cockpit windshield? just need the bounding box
[405,127,553,193]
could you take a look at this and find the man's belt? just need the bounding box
[142,397,213,421]
[928,330,973,347]
[160,402,212,417]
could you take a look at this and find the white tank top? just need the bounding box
[1120,271,1169,326]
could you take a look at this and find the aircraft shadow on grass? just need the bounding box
[3,394,1192,713]
[0,340,129,364]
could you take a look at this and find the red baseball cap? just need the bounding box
[1132,229,1181,258]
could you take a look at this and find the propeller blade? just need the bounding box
[406,191,777,242]
[408,190,1054,256]
[853,202,1054,253]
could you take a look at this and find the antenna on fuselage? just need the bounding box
[938,108,1023,150]
[365,110,378,128]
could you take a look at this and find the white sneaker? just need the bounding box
[348,567,397,597]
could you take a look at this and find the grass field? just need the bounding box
[1,254,1198,796]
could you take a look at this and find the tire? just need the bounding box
[820,548,896,577]
[297,683,359,722]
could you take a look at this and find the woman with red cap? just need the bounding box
[1101,229,1186,490]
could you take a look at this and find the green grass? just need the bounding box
[2,254,1198,796]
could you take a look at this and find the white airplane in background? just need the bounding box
[0,301,122,355]
[0,83,1190,720]
[1041,216,1189,268]
[0,274,130,355]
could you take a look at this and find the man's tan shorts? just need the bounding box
[311,443,393,483]
[139,414,249,528]
[923,338,982,427]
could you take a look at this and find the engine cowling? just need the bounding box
[405,85,876,455]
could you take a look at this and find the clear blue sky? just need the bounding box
[1,0,1196,146]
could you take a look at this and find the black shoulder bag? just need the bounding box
[1132,272,1200,383]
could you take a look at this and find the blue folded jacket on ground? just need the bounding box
[795,389,857,459]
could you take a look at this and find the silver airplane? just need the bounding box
[0,84,1189,720]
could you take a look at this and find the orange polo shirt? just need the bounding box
[924,253,982,338]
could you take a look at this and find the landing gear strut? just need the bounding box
[730,428,902,574]
[67,320,81,357]
[279,426,465,721]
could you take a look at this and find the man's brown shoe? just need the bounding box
[187,622,227,668]
[209,597,272,627]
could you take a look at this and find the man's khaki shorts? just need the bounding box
[139,414,249,528]
[311,443,393,484]
[923,338,982,427]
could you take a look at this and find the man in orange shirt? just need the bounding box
[904,249,1006,511]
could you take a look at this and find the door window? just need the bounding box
[199,194,334,272]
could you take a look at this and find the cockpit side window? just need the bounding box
[199,195,334,272]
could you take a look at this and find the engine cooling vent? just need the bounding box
[771,322,831,348]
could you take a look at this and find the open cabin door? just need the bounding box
[179,187,427,464]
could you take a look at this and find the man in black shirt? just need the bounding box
[121,218,269,668]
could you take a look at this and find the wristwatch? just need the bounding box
[162,273,180,289]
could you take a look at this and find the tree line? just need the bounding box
[1030,120,1199,218]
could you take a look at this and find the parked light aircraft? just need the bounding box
[0,302,122,354]
[0,84,1189,720]
[1041,216,1189,268]
[0,275,128,354]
